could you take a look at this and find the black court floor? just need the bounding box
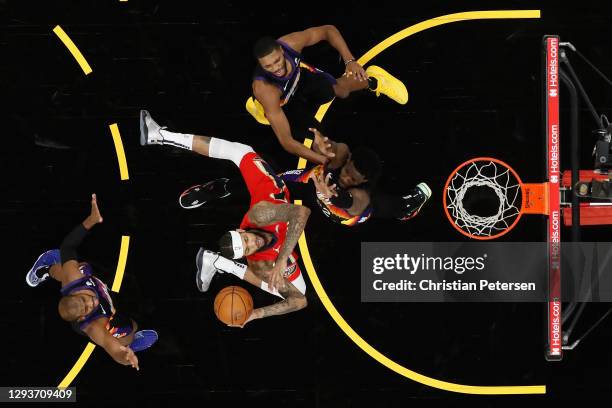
[3,1,612,406]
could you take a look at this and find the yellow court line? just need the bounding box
[297,138,313,169]
[314,9,541,121]
[111,236,131,292]
[52,25,92,75]
[109,123,130,181]
[58,342,96,388]
[303,10,545,394]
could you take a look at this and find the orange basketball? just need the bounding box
[214,286,253,326]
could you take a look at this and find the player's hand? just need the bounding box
[309,128,335,159]
[228,308,261,328]
[90,193,103,223]
[344,60,368,82]
[84,193,103,229]
[310,171,338,200]
[119,345,139,371]
[268,258,287,293]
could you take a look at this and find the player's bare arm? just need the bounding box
[309,127,350,169]
[55,194,103,286]
[253,80,329,164]
[279,25,367,81]
[84,318,139,370]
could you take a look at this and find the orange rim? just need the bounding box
[443,157,526,240]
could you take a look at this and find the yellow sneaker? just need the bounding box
[245,97,270,125]
[365,66,409,105]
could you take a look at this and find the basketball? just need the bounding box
[214,286,253,326]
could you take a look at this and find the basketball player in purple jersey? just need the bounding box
[26,194,157,370]
[250,25,409,164]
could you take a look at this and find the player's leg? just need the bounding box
[139,110,254,166]
[334,73,369,97]
[113,318,158,352]
[26,249,61,287]
[195,248,305,298]
[335,66,409,104]
[116,319,138,346]
[372,183,432,221]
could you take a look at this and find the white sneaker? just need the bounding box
[195,248,220,292]
[139,109,165,146]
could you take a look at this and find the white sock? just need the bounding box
[213,255,247,280]
[160,129,194,151]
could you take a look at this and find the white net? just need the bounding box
[446,159,523,238]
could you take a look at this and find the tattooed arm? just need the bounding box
[241,281,308,326]
[247,201,311,291]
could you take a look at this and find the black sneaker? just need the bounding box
[398,182,432,221]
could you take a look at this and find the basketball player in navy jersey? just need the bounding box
[249,25,409,164]
[26,194,157,369]
[280,128,432,226]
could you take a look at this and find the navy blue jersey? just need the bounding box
[253,40,336,105]
[60,263,115,332]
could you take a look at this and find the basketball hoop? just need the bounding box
[443,157,548,240]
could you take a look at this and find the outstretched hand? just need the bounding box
[309,128,335,159]
[83,193,103,230]
[89,194,103,224]
[119,345,139,371]
[310,170,338,201]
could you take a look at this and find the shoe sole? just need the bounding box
[26,252,48,287]
[411,182,432,215]
[179,179,231,210]
[139,110,149,146]
[417,182,432,199]
[129,329,159,352]
[246,97,270,125]
[195,247,205,291]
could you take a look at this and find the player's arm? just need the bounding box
[245,281,307,325]
[253,81,328,164]
[84,319,139,370]
[308,128,350,169]
[279,25,355,63]
[58,194,104,286]
[247,201,311,291]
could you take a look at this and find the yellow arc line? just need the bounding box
[52,25,92,75]
[58,342,96,388]
[301,10,545,394]
[111,236,131,292]
[314,9,541,121]
[297,138,313,169]
[58,235,131,386]
[109,123,130,181]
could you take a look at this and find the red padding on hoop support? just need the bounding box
[563,205,612,226]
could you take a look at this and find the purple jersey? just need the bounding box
[60,263,115,332]
[279,165,373,226]
[253,40,336,105]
